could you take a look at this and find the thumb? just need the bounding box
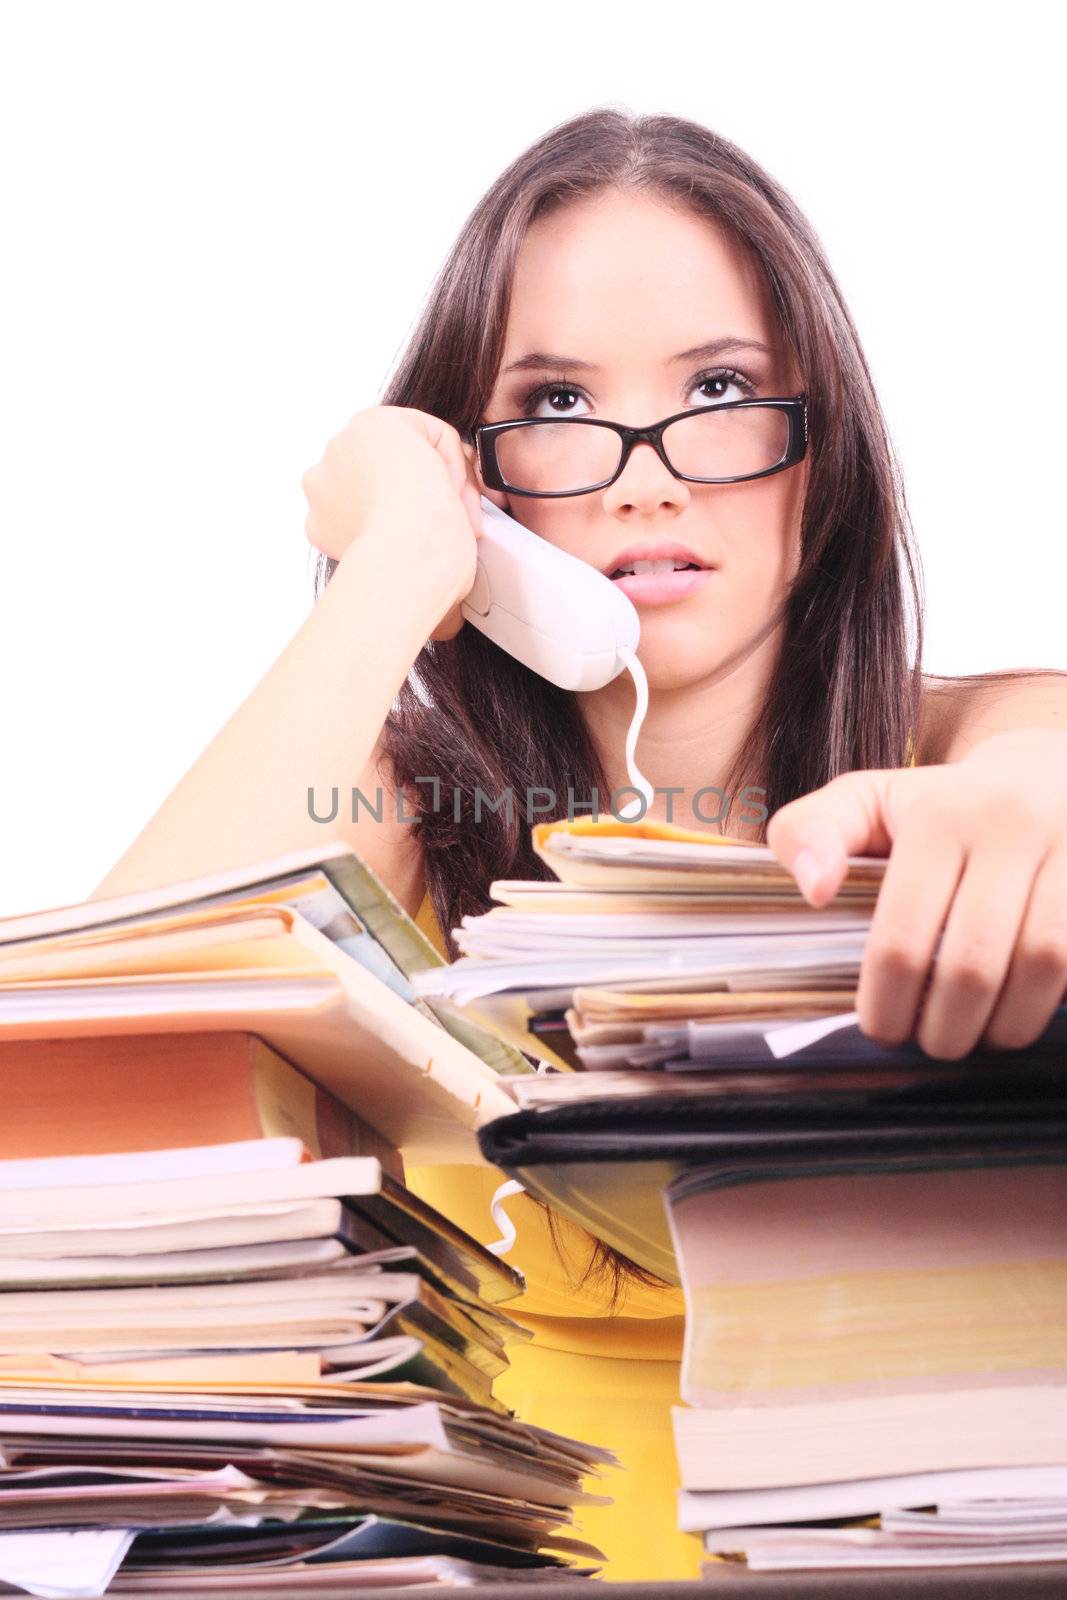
[764,769,896,906]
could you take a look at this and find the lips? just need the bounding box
[608,567,715,606]
[600,543,711,577]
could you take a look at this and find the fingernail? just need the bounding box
[792,847,823,901]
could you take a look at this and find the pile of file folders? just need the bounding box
[0,1139,614,1596]
[413,815,1067,1576]
[412,815,1067,1283]
[0,835,623,1598]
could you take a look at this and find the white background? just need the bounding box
[1,1,1063,917]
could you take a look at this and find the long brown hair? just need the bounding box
[313,107,926,1304]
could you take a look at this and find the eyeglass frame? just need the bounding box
[473,395,809,498]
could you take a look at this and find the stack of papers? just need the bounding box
[409,818,1067,1282]
[409,814,1067,1578]
[0,1140,615,1595]
[0,842,626,1591]
[415,819,881,1041]
[667,1157,1067,1575]
[0,842,547,1164]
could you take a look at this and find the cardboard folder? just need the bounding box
[0,902,518,1164]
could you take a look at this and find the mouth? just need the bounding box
[599,545,717,606]
[600,544,714,579]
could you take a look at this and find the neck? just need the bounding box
[574,623,782,839]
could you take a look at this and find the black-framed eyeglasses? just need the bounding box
[474,396,808,498]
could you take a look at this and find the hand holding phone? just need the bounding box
[461,497,640,692]
[462,498,652,816]
[302,407,487,637]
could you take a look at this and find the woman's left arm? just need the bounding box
[766,671,1067,1060]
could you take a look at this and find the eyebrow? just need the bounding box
[501,337,774,375]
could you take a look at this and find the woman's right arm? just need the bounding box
[89,407,498,910]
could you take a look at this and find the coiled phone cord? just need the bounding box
[485,651,651,1256]
[486,1178,525,1256]
[615,645,654,820]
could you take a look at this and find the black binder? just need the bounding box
[477,1021,1067,1281]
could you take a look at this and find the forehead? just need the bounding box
[503,188,781,364]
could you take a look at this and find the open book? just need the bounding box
[0,842,549,1163]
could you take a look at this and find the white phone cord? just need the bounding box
[486,1178,526,1257]
[485,653,649,1255]
[615,645,654,820]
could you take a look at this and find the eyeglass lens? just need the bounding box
[495,407,791,493]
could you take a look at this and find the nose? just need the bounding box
[602,438,689,517]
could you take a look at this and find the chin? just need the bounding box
[641,642,737,691]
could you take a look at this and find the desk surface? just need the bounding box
[354,1571,1067,1597]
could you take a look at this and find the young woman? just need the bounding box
[94,109,1067,1580]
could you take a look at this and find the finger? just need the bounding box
[460,438,511,533]
[855,815,965,1045]
[456,478,483,539]
[422,413,472,502]
[430,600,464,643]
[915,840,1043,1060]
[765,770,895,907]
[438,429,495,537]
[301,466,328,551]
[982,842,1067,1050]
[303,509,338,561]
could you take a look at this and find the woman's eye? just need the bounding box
[525,385,590,418]
[521,369,756,419]
[691,370,756,405]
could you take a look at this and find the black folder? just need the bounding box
[477,1035,1067,1281]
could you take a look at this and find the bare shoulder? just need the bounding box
[915,668,1067,764]
[914,673,979,765]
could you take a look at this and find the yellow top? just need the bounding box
[406,890,697,1581]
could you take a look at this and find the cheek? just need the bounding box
[720,471,805,591]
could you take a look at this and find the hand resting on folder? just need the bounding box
[766,726,1067,1062]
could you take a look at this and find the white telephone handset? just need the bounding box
[461,496,639,692]
[460,495,653,818]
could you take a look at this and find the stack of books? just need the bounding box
[666,1157,1067,1575]
[0,850,617,1594]
[410,814,1067,1578]
[0,839,554,1165]
[412,816,1067,1278]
